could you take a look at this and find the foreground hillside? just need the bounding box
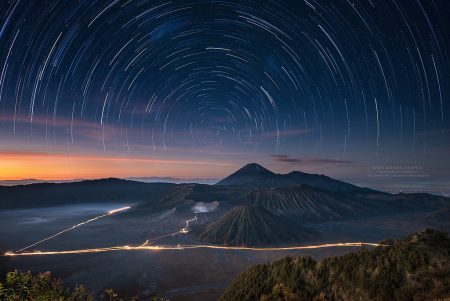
[221,229,450,301]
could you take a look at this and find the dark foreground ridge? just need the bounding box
[0,270,169,301]
[221,229,450,301]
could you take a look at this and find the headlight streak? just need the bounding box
[4,242,385,257]
[5,212,386,258]
[14,206,131,254]
[180,215,197,234]
[107,206,131,215]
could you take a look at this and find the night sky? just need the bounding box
[0,0,449,193]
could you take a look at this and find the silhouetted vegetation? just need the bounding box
[0,270,169,301]
[0,253,8,283]
[221,229,450,301]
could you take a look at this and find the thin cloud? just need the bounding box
[270,154,353,165]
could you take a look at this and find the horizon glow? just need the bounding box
[0,1,449,193]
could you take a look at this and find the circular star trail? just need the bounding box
[0,0,449,163]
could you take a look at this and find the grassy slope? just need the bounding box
[221,229,450,301]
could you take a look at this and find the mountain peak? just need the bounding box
[238,163,274,174]
[216,163,361,191]
[215,163,275,186]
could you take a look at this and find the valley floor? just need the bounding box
[1,204,448,300]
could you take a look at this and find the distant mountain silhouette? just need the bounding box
[1,164,449,247]
[215,163,361,191]
[199,206,314,246]
[0,178,176,209]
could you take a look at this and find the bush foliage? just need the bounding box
[0,270,169,301]
[221,229,450,301]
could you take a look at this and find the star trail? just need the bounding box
[0,0,449,191]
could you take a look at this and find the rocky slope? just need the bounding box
[199,206,314,246]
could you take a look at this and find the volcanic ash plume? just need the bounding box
[192,201,220,213]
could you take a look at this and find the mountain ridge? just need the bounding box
[198,205,314,246]
[215,163,362,191]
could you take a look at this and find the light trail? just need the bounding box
[141,214,198,244]
[6,212,384,259]
[108,206,131,215]
[4,242,384,257]
[14,206,131,253]
[180,215,197,234]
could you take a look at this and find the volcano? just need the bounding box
[215,163,361,191]
[199,206,314,246]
